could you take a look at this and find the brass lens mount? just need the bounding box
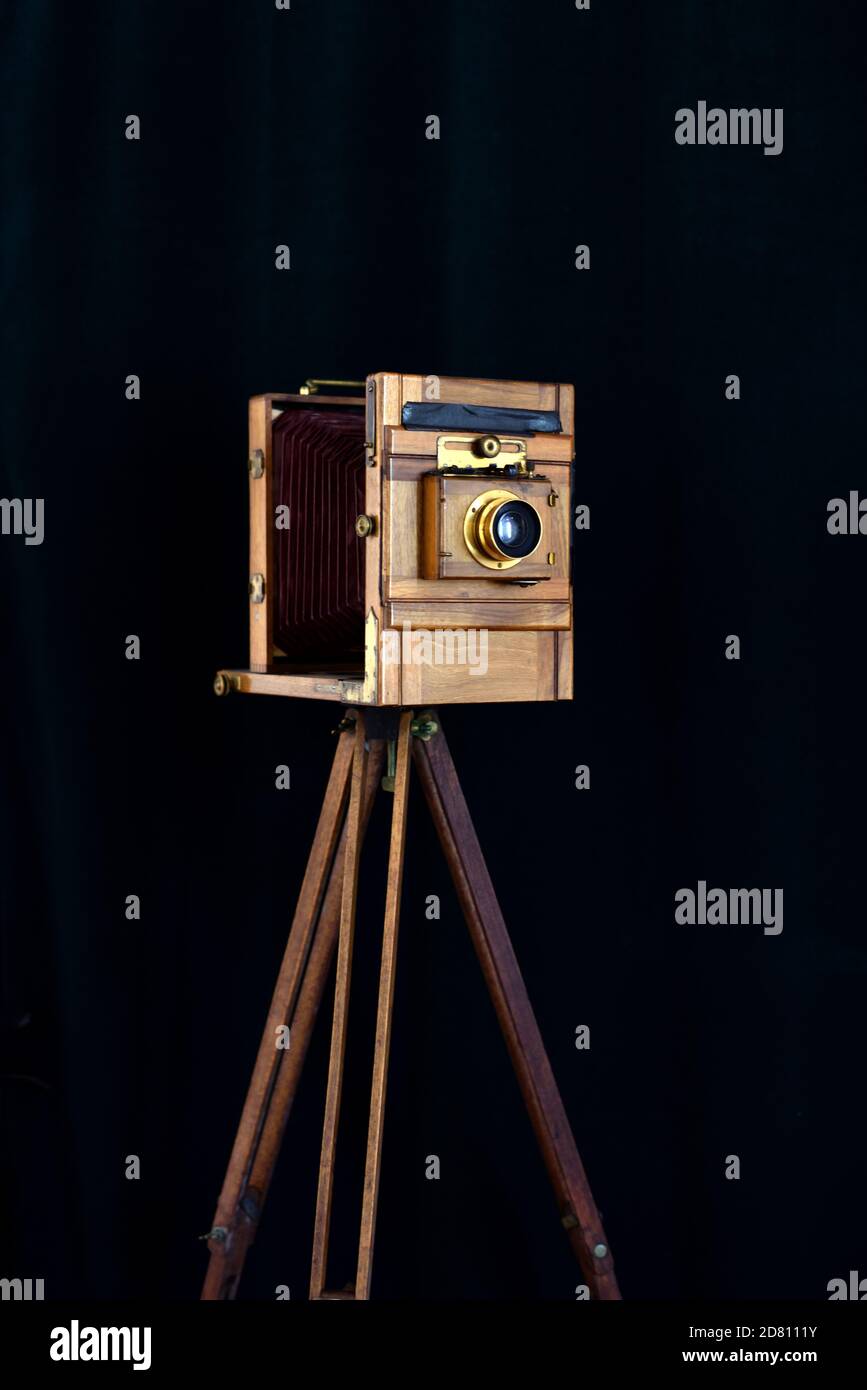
[463,488,543,570]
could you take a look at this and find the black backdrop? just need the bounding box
[1,0,865,1302]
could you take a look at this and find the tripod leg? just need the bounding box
[412,716,621,1301]
[242,742,386,1230]
[201,718,381,1300]
[204,739,385,1300]
[309,717,369,1299]
[355,711,413,1300]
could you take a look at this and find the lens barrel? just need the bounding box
[464,489,543,569]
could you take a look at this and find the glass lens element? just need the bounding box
[492,501,541,558]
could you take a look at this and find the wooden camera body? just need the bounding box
[216,372,574,706]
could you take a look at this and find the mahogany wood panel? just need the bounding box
[422,473,569,582]
[399,631,557,705]
[385,463,570,597]
[385,600,571,630]
[384,577,571,603]
[398,373,559,411]
[557,629,574,700]
[558,383,575,438]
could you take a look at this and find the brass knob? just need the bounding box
[355,514,376,537]
[214,673,240,696]
[475,435,501,459]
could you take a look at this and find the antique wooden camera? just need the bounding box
[215,372,574,705]
[204,374,621,1305]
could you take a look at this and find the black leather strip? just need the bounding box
[401,401,562,434]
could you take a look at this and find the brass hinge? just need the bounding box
[249,449,264,479]
[249,573,265,603]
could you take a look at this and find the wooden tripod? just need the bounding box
[201,708,620,1301]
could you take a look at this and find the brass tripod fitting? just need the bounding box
[410,711,439,742]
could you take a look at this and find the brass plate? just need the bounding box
[436,434,527,472]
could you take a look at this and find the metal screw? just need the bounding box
[593,1243,608,1259]
[199,1226,228,1243]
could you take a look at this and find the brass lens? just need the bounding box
[463,489,542,570]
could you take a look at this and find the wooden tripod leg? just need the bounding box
[355,711,413,1300]
[201,718,381,1301]
[242,740,386,1233]
[412,717,621,1301]
[309,717,369,1299]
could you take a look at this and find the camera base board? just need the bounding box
[216,626,572,706]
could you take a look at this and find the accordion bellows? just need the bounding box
[272,406,365,660]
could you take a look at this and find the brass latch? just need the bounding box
[249,573,265,603]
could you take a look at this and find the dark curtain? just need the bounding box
[1,0,865,1299]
